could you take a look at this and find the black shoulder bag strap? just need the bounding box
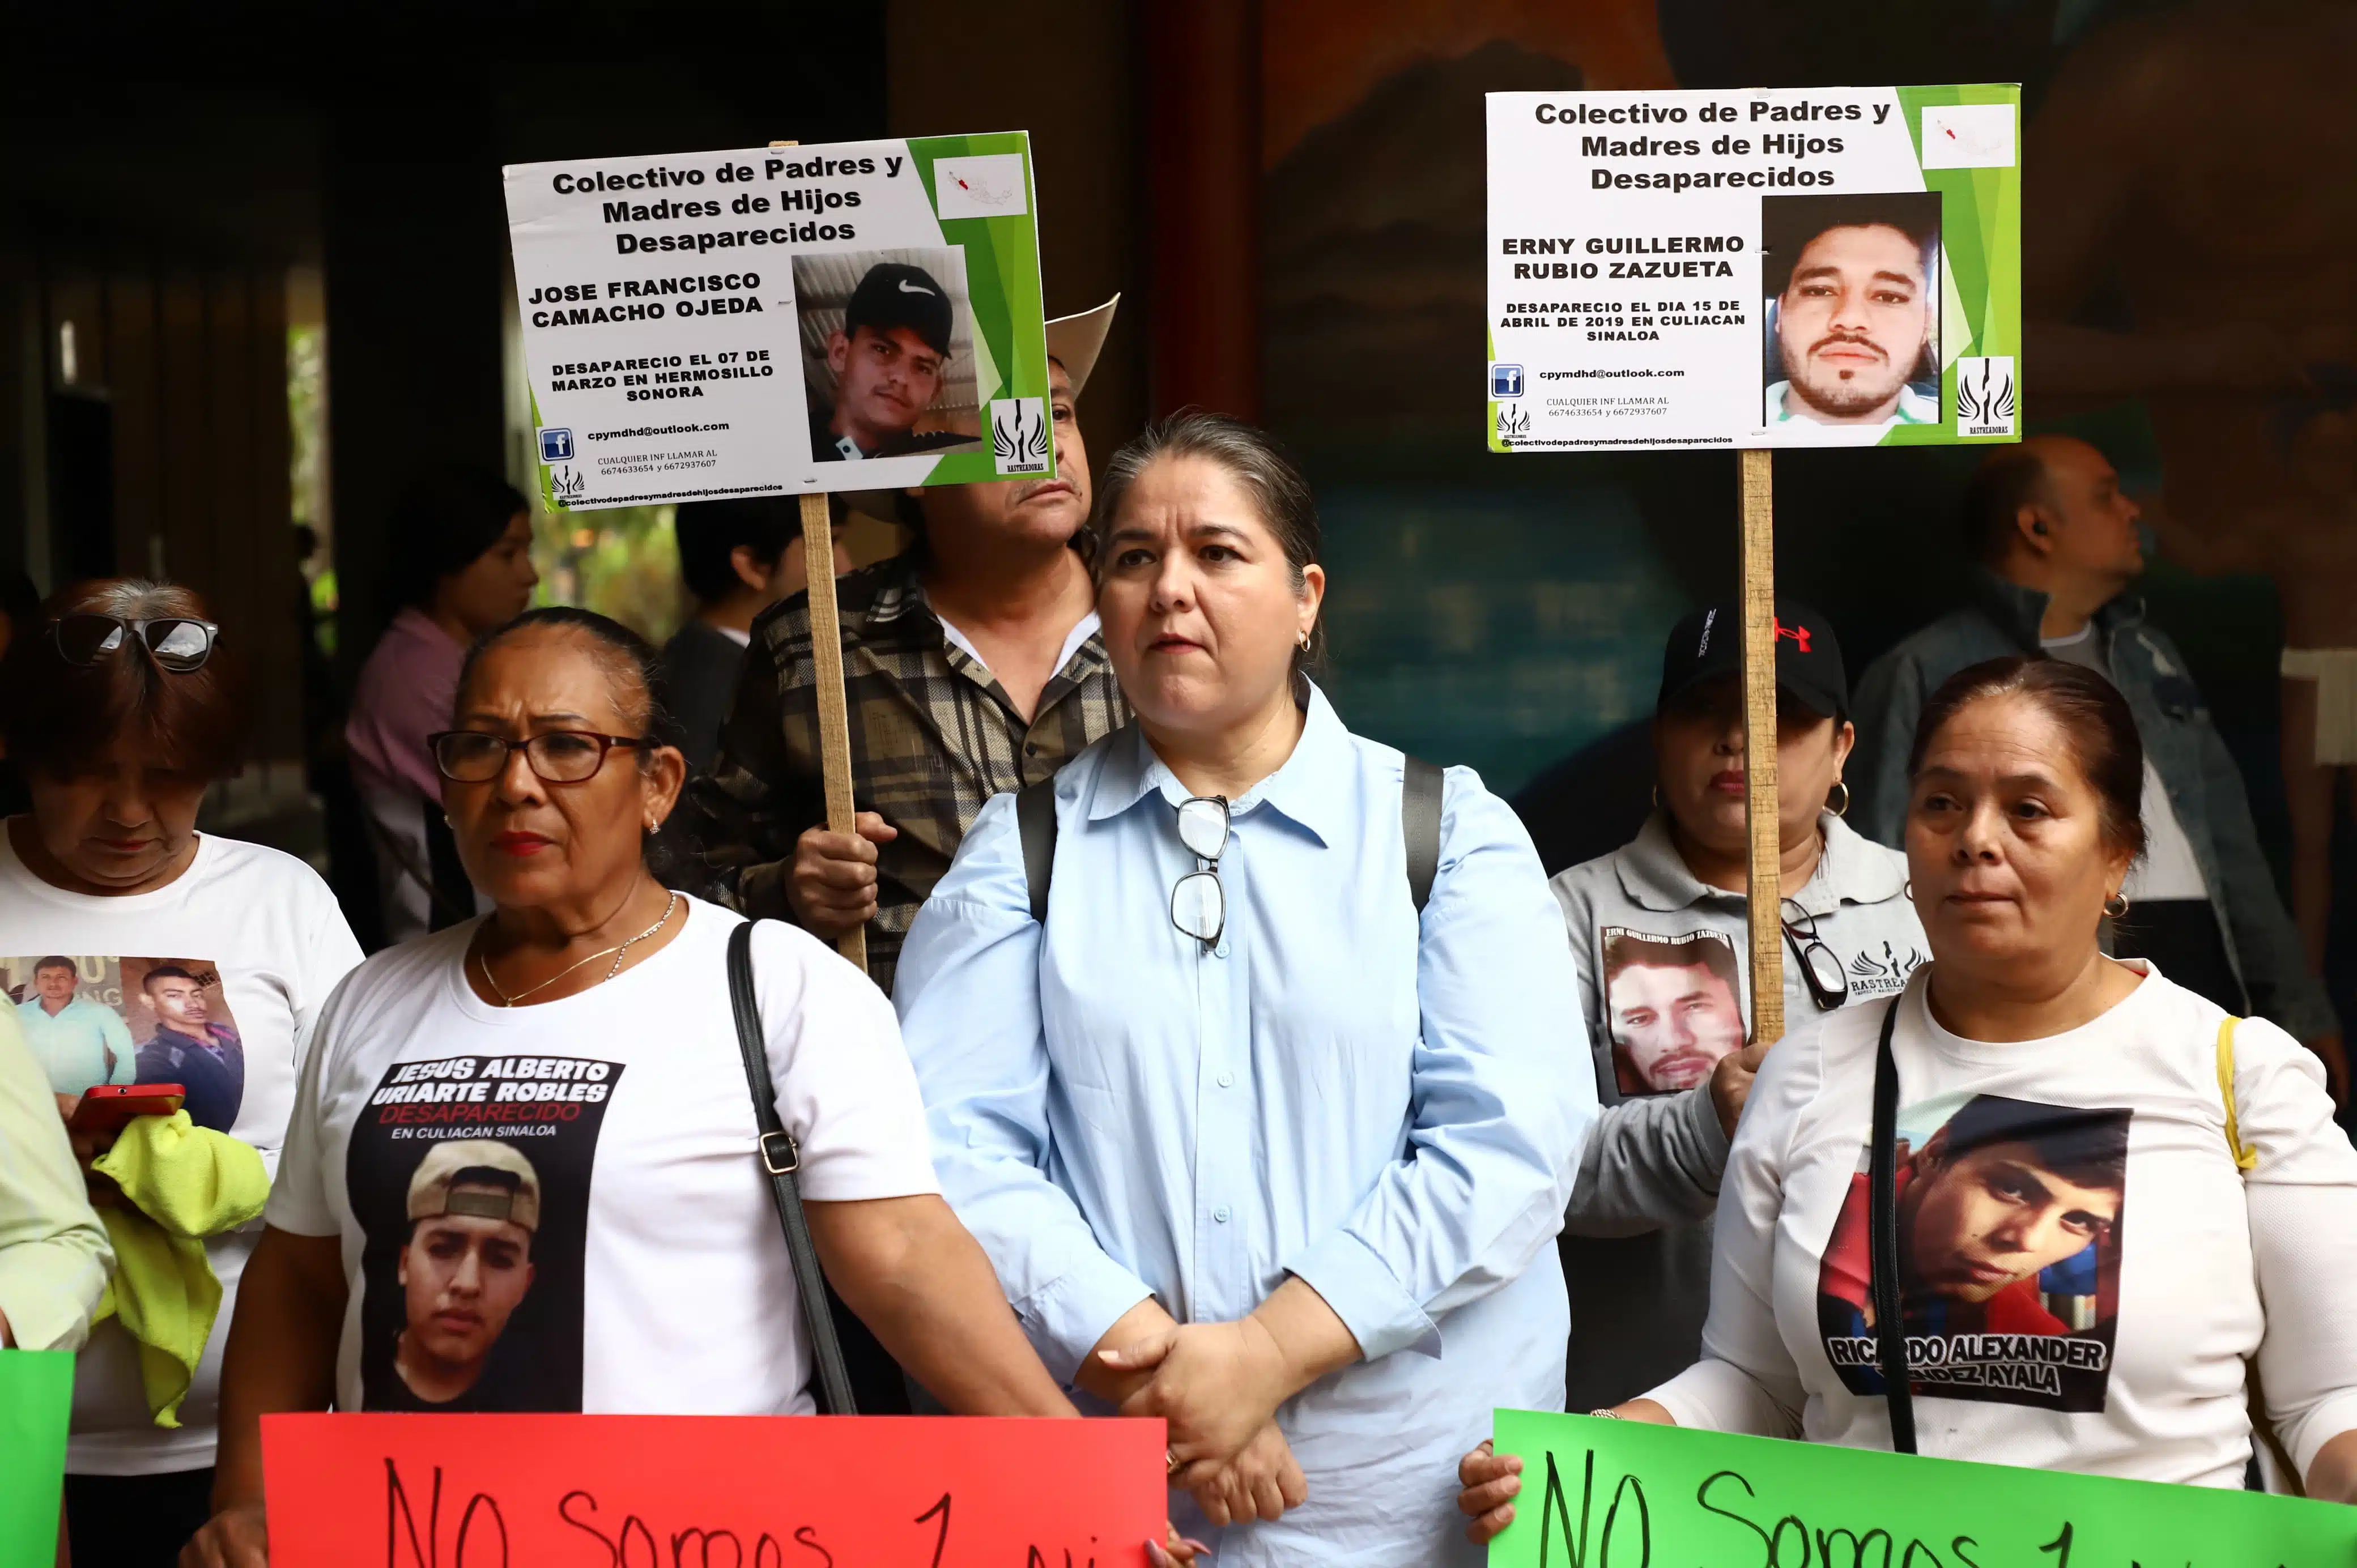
[725,920,858,1414]
[1869,994,1917,1454]
[1018,778,1058,926]
[1018,759,1445,925]
[1402,756,1443,914]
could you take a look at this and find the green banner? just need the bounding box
[1491,1410,2356,1567]
[0,1350,73,1568]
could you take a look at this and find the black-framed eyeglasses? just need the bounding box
[428,730,648,784]
[49,614,219,672]
[1781,901,1849,1012]
[1170,795,1230,949]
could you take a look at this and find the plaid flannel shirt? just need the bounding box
[679,553,1129,995]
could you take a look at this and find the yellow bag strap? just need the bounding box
[2218,1016,2260,1173]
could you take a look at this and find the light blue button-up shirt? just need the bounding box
[896,687,1597,1566]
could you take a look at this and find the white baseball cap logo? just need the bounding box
[897,279,937,296]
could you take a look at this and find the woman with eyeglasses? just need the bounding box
[182,607,1164,1568]
[1526,602,1924,1425]
[0,581,364,1567]
[892,414,1596,1567]
[1460,657,2357,1541]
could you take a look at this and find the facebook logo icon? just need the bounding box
[1489,364,1524,399]
[538,428,575,463]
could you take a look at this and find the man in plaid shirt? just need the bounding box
[680,299,1129,996]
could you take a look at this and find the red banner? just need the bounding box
[262,1413,1165,1567]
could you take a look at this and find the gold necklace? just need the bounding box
[476,890,680,1007]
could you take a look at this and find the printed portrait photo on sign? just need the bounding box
[3,954,245,1130]
[1599,928,1747,1095]
[794,246,985,465]
[347,1054,626,1413]
[1760,190,1943,436]
[1816,1092,2131,1413]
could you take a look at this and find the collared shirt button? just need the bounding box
[1217,1071,1236,1088]
[1213,1205,1232,1223]
[1024,742,1040,756]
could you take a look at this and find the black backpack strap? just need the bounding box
[1018,778,1059,927]
[1402,756,1444,914]
[1868,995,1916,1453]
[726,920,857,1414]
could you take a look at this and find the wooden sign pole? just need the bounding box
[772,139,867,973]
[799,490,867,972]
[1738,448,1784,1046]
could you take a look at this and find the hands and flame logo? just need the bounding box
[1956,357,2016,432]
[993,398,1050,472]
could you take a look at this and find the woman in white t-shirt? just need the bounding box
[0,580,364,1567]
[1460,655,2357,1540]
[184,608,1100,1568]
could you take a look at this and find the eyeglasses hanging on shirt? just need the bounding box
[1781,901,1849,1012]
[1171,795,1231,949]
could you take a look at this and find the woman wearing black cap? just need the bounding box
[1528,603,1926,1417]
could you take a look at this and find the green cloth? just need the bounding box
[0,1010,110,1353]
[90,1110,268,1426]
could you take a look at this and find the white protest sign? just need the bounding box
[1486,86,2020,452]
[504,133,1051,511]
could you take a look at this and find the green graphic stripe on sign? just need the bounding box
[906,131,1053,479]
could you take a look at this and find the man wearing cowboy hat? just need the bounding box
[684,296,1130,1000]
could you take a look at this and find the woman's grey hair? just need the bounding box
[1091,411,1325,667]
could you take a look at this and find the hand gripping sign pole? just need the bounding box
[1738,449,1783,1046]
[772,141,868,973]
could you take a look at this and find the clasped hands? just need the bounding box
[1097,1316,1308,1529]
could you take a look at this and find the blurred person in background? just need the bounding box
[1850,437,2341,1098]
[664,498,846,777]
[0,580,362,1566]
[347,465,537,946]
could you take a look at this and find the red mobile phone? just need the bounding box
[69,1084,185,1134]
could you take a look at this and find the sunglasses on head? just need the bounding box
[48,614,220,672]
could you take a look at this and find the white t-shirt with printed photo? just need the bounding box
[0,825,364,1475]
[265,896,940,1417]
[1649,962,2357,1488]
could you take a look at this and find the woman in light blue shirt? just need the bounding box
[895,413,1598,1567]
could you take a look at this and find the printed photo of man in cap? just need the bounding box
[389,1137,541,1408]
[807,259,980,463]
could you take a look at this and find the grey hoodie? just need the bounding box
[1551,809,1925,1409]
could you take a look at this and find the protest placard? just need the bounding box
[1486,85,2022,1039]
[1486,86,2019,453]
[503,133,1052,511]
[1488,1409,2356,1568]
[262,1412,1164,1566]
[504,131,1051,972]
[0,1350,72,1568]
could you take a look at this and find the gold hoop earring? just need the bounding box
[2104,892,2130,919]
[1651,786,1662,810]
[1827,780,1850,817]
[1297,629,1312,652]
